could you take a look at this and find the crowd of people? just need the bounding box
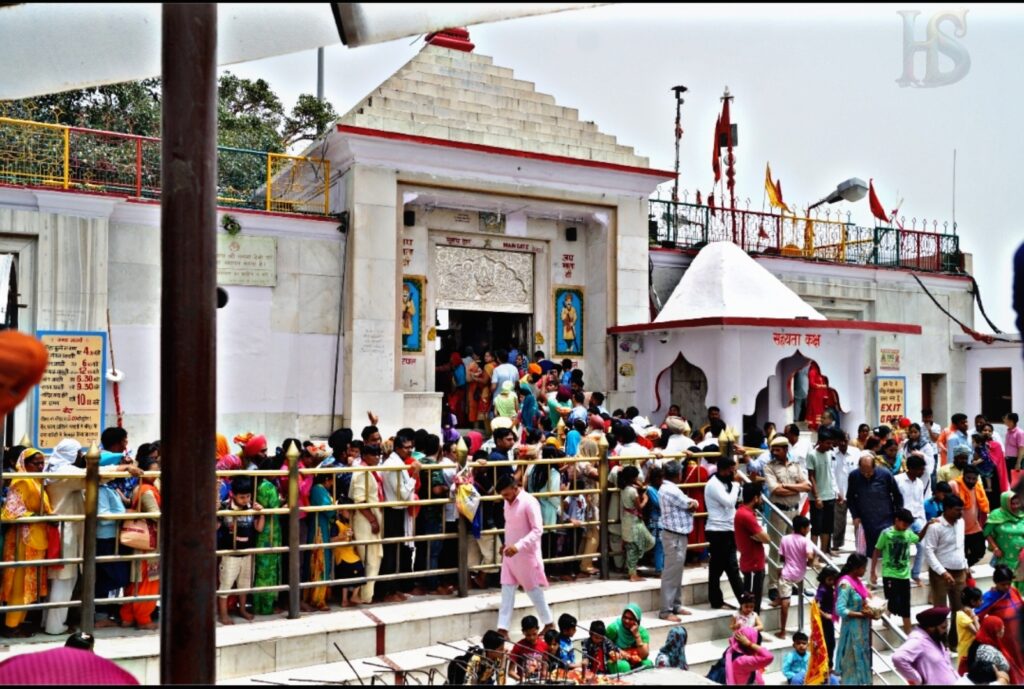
[3,371,1024,685]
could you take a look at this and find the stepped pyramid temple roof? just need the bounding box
[655,241,826,322]
[334,30,653,170]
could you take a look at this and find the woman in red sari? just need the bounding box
[976,564,1024,683]
[804,362,830,430]
[682,456,709,563]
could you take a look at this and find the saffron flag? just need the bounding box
[712,115,722,182]
[806,600,830,685]
[765,163,791,213]
[868,178,889,222]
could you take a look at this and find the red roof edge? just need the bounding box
[335,124,675,179]
[607,316,922,335]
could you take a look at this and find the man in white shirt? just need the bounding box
[784,423,812,471]
[922,494,967,651]
[703,456,745,609]
[379,433,421,602]
[896,454,929,586]
[832,432,859,554]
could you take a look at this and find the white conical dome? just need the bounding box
[655,241,825,322]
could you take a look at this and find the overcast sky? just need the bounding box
[224,3,1023,332]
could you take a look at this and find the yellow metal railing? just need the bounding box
[0,116,331,216]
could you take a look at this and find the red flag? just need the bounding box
[719,97,731,148]
[708,193,716,216]
[868,179,888,222]
[712,114,721,182]
[696,190,702,205]
[758,226,770,240]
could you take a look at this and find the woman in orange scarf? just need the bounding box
[120,453,162,629]
[1,448,52,635]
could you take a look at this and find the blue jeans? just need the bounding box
[414,518,444,590]
[789,673,840,685]
[911,518,926,580]
[649,523,664,572]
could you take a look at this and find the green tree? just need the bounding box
[282,94,339,149]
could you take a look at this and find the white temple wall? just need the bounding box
[0,189,347,447]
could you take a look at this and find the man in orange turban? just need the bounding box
[0,330,48,416]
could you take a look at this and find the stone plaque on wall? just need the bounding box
[217,235,277,287]
[435,246,533,313]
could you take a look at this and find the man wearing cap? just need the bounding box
[938,444,971,484]
[664,416,696,456]
[763,436,812,600]
[891,606,959,685]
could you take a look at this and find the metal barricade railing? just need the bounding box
[0,446,727,627]
[12,441,896,658]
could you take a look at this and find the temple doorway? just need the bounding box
[434,309,533,426]
[668,353,709,426]
[776,352,842,431]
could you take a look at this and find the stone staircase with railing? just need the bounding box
[0,509,987,685]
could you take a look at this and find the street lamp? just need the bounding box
[807,177,868,210]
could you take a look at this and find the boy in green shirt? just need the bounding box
[871,508,932,633]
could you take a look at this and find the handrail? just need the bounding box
[736,468,909,684]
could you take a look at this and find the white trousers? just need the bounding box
[45,573,78,635]
[497,584,553,631]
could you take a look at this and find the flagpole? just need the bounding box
[722,87,737,244]
[671,85,688,244]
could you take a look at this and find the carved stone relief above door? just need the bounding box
[435,246,533,313]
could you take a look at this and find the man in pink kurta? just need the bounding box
[497,475,554,638]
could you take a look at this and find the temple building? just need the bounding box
[0,28,1018,448]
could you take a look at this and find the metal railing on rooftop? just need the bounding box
[0,117,330,215]
[649,198,962,273]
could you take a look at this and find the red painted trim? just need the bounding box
[335,124,676,179]
[361,609,387,655]
[608,317,922,335]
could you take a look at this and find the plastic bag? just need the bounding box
[855,524,866,556]
[455,481,481,521]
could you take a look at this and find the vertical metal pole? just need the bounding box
[598,444,609,580]
[457,509,469,597]
[80,442,100,634]
[62,127,70,189]
[135,138,143,197]
[159,4,218,684]
[287,443,301,619]
[265,155,273,211]
[317,47,325,102]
